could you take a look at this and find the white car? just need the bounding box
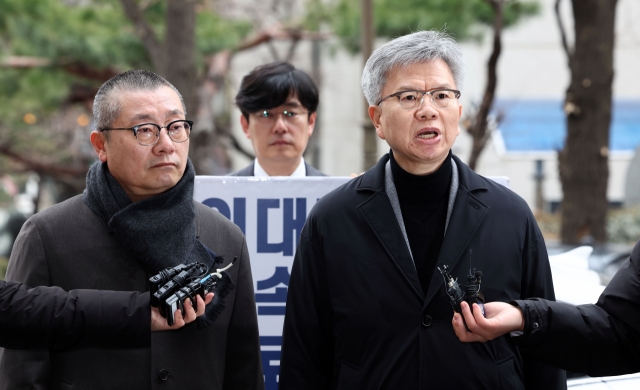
[567,373,640,389]
[549,246,638,388]
[549,246,605,305]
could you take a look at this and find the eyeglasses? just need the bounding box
[100,120,193,146]
[251,109,309,126]
[376,89,461,110]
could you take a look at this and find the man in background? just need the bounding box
[230,61,325,176]
[0,69,263,390]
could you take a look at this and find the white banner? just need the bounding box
[194,176,350,389]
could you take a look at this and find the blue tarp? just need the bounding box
[494,100,640,152]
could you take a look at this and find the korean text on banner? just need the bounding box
[194,176,350,389]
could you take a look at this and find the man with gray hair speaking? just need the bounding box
[280,31,565,389]
[0,70,263,389]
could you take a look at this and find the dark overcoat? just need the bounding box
[280,153,566,390]
[0,196,263,390]
[0,280,150,350]
[513,239,640,376]
[229,160,325,176]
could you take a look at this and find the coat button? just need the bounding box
[532,322,539,329]
[158,369,170,381]
[421,315,432,327]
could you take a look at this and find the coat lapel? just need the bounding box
[357,156,424,299]
[424,164,489,306]
[358,193,424,299]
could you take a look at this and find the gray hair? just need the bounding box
[93,69,186,131]
[361,30,464,106]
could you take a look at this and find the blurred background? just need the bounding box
[0,0,638,279]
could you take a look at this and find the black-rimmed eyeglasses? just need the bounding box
[100,120,193,146]
[376,89,461,110]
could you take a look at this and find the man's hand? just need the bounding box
[151,293,214,331]
[452,301,525,342]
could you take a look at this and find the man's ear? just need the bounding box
[307,112,317,137]
[368,105,385,140]
[456,103,463,136]
[240,115,251,139]
[90,131,108,162]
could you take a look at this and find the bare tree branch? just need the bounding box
[284,28,302,62]
[266,40,281,61]
[234,28,328,54]
[0,56,51,68]
[1,57,118,83]
[228,134,256,160]
[555,0,571,62]
[119,0,164,69]
[235,31,273,52]
[61,62,119,82]
[467,0,504,170]
[0,144,88,179]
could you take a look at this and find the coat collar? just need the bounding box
[451,154,487,192]
[355,152,489,302]
[384,156,459,262]
[357,153,487,192]
[357,153,389,192]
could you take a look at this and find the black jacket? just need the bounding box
[229,160,326,176]
[512,239,640,376]
[280,153,565,390]
[0,281,150,350]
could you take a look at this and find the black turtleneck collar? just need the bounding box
[389,150,453,296]
[389,150,452,207]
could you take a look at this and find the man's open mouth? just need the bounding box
[417,131,437,139]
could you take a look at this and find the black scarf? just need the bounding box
[83,160,228,327]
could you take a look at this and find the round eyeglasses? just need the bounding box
[100,120,193,146]
[376,89,461,110]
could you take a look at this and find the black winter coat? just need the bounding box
[0,281,150,350]
[0,196,263,390]
[513,239,640,376]
[280,153,566,390]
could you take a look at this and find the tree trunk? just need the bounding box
[558,0,617,244]
[120,0,204,170]
[162,0,198,119]
[190,51,236,175]
[467,0,503,171]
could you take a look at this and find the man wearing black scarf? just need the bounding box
[0,70,263,390]
[280,31,565,389]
